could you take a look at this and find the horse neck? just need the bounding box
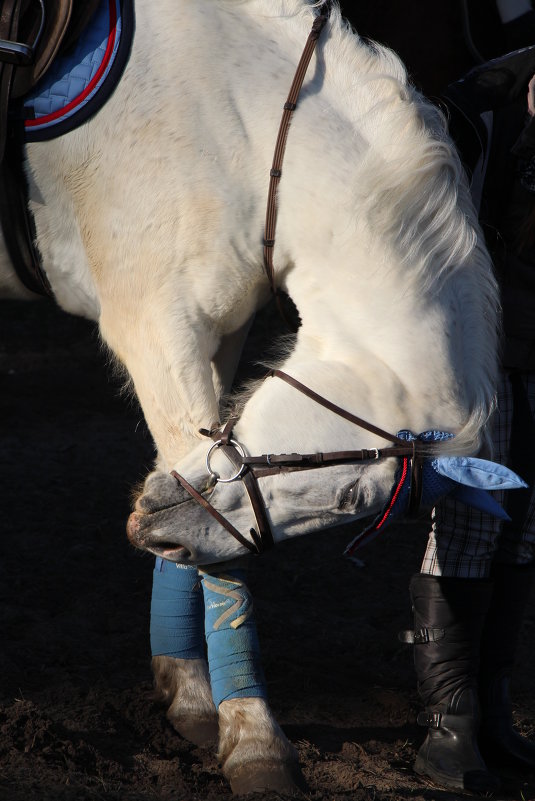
[267,177,467,435]
[234,306,469,459]
[255,65,495,456]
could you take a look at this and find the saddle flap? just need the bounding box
[11,0,73,97]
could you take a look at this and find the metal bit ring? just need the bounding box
[206,439,247,483]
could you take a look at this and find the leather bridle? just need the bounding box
[171,369,431,555]
[262,3,331,328]
[171,5,430,554]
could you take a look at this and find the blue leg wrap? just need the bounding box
[150,557,205,659]
[202,569,267,708]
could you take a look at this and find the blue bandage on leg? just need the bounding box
[202,569,267,708]
[150,557,205,659]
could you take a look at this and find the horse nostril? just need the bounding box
[136,494,154,513]
[126,512,141,543]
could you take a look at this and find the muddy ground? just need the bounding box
[1,3,534,801]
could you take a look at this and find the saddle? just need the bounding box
[0,0,100,295]
[0,0,100,157]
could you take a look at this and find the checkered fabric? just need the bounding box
[421,371,535,578]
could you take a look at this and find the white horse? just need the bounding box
[1,0,500,795]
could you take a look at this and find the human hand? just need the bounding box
[528,74,535,116]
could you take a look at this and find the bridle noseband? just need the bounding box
[171,370,430,555]
[172,411,274,556]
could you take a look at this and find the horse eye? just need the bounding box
[338,481,359,511]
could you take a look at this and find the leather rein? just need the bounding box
[171,5,429,554]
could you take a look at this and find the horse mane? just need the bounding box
[229,2,496,286]
[221,0,499,453]
[322,15,498,453]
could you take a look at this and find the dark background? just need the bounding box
[1,3,534,800]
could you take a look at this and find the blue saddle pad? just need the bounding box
[23,0,134,141]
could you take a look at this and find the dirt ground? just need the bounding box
[1,3,534,801]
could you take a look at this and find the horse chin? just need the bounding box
[152,544,192,563]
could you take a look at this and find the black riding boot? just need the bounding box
[479,561,535,771]
[405,573,500,793]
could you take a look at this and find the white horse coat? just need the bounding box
[0,0,499,793]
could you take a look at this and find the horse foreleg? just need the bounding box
[150,559,218,746]
[152,655,218,747]
[201,568,304,795]
[218,697,304,795]
[99,305,222,468]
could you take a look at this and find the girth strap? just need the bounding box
[0,120,53,295]
[0,0,102,295]
[0,0,23,163]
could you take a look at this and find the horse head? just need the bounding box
[127,355,525,564]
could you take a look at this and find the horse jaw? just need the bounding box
[127,455,397,566]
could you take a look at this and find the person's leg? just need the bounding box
[479,371,535,770]
[405,374,512,791]
[405,571,498,792]
[409,370,535,790]
[408,500,499,791]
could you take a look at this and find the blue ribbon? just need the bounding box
[345,429,527,555]
[150,558,206,659]
[202,569,267,708]
[396,429,527,519]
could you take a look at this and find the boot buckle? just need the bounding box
[398,627,445,645]
[417,710,442,728]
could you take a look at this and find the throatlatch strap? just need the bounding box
[271,370,410,446]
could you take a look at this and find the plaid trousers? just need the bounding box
[421,370,535,578]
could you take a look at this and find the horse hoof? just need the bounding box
[228,761,307,796]
[170,714,219,748]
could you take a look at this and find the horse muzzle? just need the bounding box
[127,470,199,561]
